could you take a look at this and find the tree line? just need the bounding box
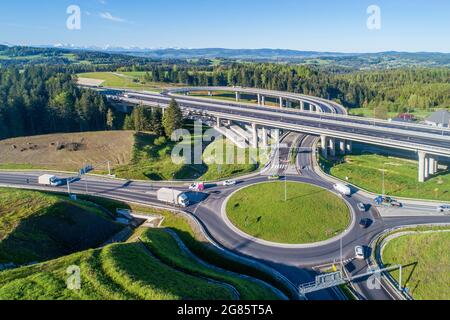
[0,66,113,139]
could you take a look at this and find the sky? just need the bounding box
[1,0,449,53]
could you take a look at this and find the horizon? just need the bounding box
[1,0,450,53]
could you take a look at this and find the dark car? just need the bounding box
[359,218,372,229]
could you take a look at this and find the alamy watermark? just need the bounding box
[66,265,81,290]
[67,5,81,30]
[367,5,381,30]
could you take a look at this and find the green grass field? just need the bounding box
[324,154,450,201]
[77,72,175,92]
[226,182,350,244]
[0,188,123,265]
[348,108,433,120]
[382,231,450,300]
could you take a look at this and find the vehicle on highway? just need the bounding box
[223,180,237,187]
[333,183,352,196]
[38,174,63,187]
[189,182,205,192]
[436,204,450,214]
[157,188,190,207]
[359,218,372,229]
[268,175,280,180]
[357,203,366,212]
[355,246,365,260]
[374,196,403,208]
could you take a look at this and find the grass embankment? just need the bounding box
[202,138,264,181]
[0,191,281,300]
[0,243,234,300]
[139,229,278,300]
[382,230,450,300]
[0,188,123,265]
[77,72,176,92]
[226,182,350,244]
[323,153,450,201]
[114,133,262,181]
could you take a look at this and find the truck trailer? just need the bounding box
[157,188,189,207]
[333,183,352,196]
[38,174,62,187]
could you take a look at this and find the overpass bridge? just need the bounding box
[102,86,450,183]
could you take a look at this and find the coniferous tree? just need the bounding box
[162,99,183,137]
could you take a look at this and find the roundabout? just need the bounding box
[223,181,353,246]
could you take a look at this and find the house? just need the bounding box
[392,113,416,123]
[425,110,450,128]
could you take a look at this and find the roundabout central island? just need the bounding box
[225,181,352,245]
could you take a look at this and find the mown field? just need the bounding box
[0,131,134,173]
[382,231,450,300]
[76,72,177,92]
[226,182,350,244]
[0,188,122,266]
[324,154,450,201]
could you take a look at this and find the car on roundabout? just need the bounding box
[357,203,366,212]
[267,175,280,181]
[223,180,237,187]
[355,246,365,260]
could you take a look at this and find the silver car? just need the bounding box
[436,205,450,214]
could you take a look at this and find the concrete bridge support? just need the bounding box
[339,140,346,155]
[257,94,261,105]
[329,138,336,157]
[321,135,328,158]
[216,116,221,127]
[235,92,241,102]
[261,95,265,106]
[346,141,353,153]
[279,97,283,108]
[261,127,268,148]
[252,123,258,148]
[300,101,305,111]
[272,129,280,146]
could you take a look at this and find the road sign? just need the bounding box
[315,271,343,286]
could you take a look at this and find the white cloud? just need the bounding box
[99,12,126,23]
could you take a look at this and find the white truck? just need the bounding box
[157,188,189,207]
[38,174,62,187]
[333,183,352,196]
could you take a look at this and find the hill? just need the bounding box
[0,188,123,266]
[0,131,134,173]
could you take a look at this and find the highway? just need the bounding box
[2,86,449,300]
[110,88,450,156]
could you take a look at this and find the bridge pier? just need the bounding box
[261,95,265,106]
[252,123,258,148]
[272,129,280,145]
[346,141,353,153]
[329,138,336,157]
[216,116,221,127]
[257,94,261,105]
[339,140,346,155]
[300,101,305,111]
[418,151,426,183]
[279,97,283,108]
[236,92,240,102]
[321,135,328,158]
[261,127,268,148]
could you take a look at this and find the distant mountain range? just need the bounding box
[2,43,450,68]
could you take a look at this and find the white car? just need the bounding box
[223,180,237,187]
[355,246,365,260]
[436,205,450,214]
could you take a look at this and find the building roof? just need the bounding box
[426,110,450,124]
